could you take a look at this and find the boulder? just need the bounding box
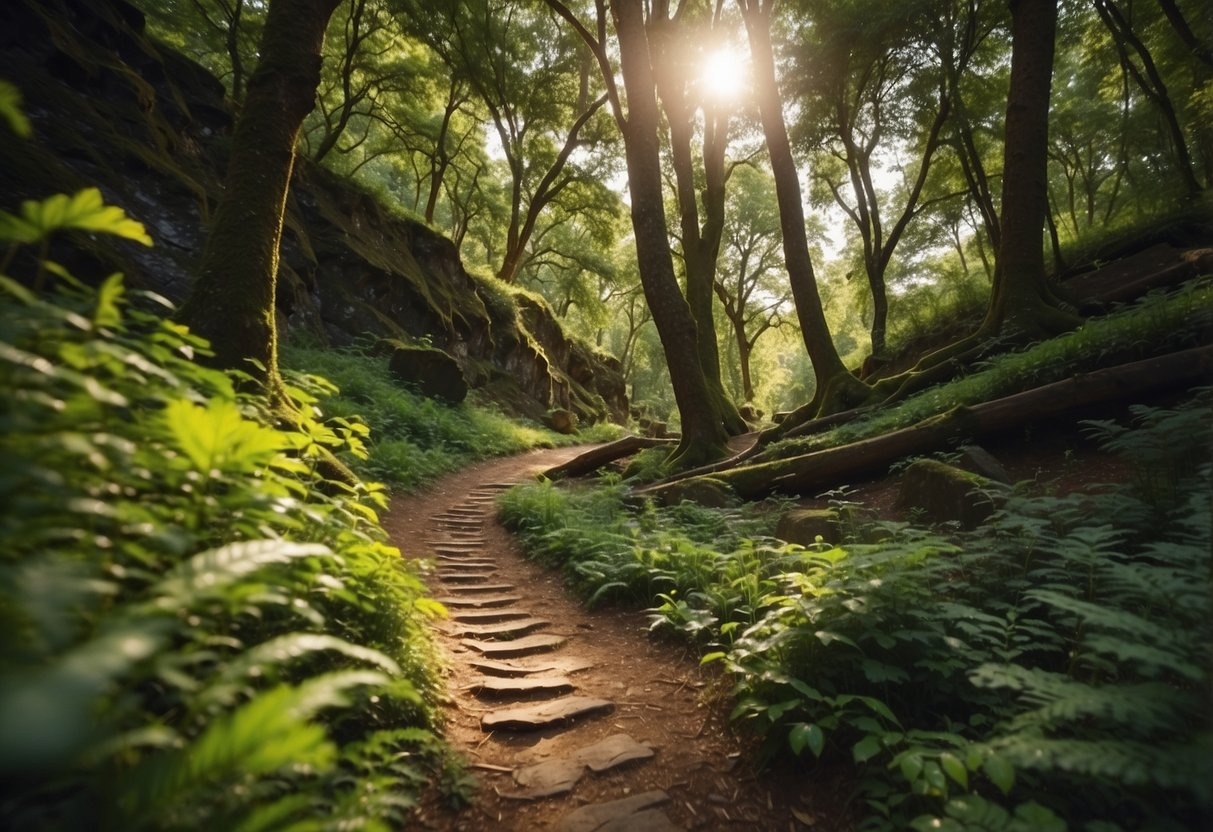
[657,478,738,508]
[958,445,1012,484]
[388,346,468,404]
[897,459,1004,529]
[739,404,762,423]
[545,408,578,435]
[776,508,841,546]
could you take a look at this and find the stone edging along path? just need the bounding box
[383,446,833,831]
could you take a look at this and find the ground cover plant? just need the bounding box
[284,344,621,492]
[0,193,463,829]
[500,392,1213,830]
[764,280,1212,462]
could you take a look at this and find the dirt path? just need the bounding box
[384,447,834,831]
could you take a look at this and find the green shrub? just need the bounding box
[0,192,454,828]
[501,393,1213,831]
[283,345,618,491]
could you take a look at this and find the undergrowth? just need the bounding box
[0,186,460,827]
[766,279,1213,462]
[284,344,620,492]
[500,393,1213,830]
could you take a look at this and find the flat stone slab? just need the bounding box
[451,609,534,624]
[468,674,574,699]
[446,582,516,594]
[436,562,497,577]
[434,594,522,608]
[553,790,672,832]
[438,572,494,584]
[509,734,655,798]
[462,633,566,658]
[457,617,550,638]
[470,656,594,677]
[436,557,496,567]
[481,696,614,732]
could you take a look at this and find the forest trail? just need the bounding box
[384,447,825,832]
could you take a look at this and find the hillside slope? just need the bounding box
[0,0,626,424]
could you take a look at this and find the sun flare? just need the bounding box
[699,46,747,102]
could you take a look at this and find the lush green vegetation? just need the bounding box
[500,393,1213,830]
[763,280,1213,461]
[284,345,620,492]
[0,199,465,828]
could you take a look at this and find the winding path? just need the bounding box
[383,447,825,831]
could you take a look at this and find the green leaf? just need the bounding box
[0,188,152,246]
[853,734,883,764]
[163,398,286,473]
[700,651,726,665]
[983,755,1015,795]
[0,80,31,137]
[939,752,969,790]
[788,723,825,757]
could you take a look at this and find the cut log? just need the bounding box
[543,435,675,479]
[644,346,1213,501]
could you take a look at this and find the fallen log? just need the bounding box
[641,345,1213,502]
[543,435,675,480]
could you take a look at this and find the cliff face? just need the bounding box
[0,0,626,424]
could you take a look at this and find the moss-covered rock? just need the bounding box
[897,459,1005,529]
[388,346,468,404]
[776,508,841,546]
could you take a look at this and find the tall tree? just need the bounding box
[177,0,342,396]
[1094,0,1203,196]
[403,0,612,284]
[546,0,732,465]
[738,0,871,417]
[713,165,790,403]
[979,0,1075,337]
[650,3,748,434]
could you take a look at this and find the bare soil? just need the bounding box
[385,447,849,832]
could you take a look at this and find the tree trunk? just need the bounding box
[543,435,676,479]
[980,0,1076,338]
[738,0,870,416]
[177,0,342,397]
[613,0,730,466]
[656,346,1213,500]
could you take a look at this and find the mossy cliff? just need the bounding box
[0,0,626,424]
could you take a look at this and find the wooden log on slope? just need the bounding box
[543,435,675,480]
[643,346,1213,501]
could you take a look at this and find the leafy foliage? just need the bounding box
[0,195,455,829]
[502,393,1213,830]
[283,344,619,492]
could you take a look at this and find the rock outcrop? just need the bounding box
[0,0,626,424]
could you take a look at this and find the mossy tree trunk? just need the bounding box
[738,0,871,418]
[177,0,342,398]
[653,16,747,436]
[978,0,1077,339]
[611,0,730,466]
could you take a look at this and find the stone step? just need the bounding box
[481,696,614,732]
[553,791,678,832]
[462,633,565,658]
[470,655,594,678]
[429,539,487,549]
[437,572,494,585]
[455,617,549,639]
[507,733,655,799]
[450,609,534,624]
[435,557,496,567]
[436,559,496,568]
[432,545,487,556]
[445,582,516,594]
[443,508,487,517]
[467,674,574,699]
[434,594,522,609]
